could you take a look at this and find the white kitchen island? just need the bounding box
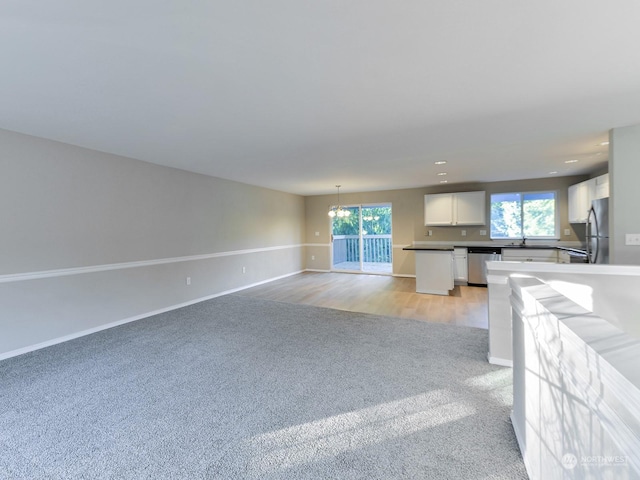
[403,246,454,295]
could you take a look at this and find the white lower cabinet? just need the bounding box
[557,250,571,264]
[501,248,558,263]
[453,248,468,284]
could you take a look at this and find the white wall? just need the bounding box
[0,129,305,358]
[610,124,640,265]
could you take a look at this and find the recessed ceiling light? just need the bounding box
[599,141,609,146]
[440,180,448,183]
[548,171,558,175]
[434,161,447,165]
[564,159,579,164]
[437,172,447,176]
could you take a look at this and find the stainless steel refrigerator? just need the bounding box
[586,197,609,264]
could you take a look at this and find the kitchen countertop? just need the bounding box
[556,246,588,254]
[497,245,588,255]
[406,241,587,254]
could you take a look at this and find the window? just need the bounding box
[490,191,558,239]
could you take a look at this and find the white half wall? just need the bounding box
[0,129,306,358]
[510,277,640,480]
[487,261,640,366]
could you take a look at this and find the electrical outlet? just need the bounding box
[315,231,319,236]
[479,230,487,236]
[428,230,433,236]
[564,229,571,236]
[626,233,640,245]
[186,277,191,286]
[242,266,246,274]
[461,230,467,237]
[311,255,315,260]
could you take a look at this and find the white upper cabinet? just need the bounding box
[424,191,486,226]
[568,181,590,223]
[593,173,610,200]
[568,174,609,223]
[454,191,486,225]
[424,193,454,225]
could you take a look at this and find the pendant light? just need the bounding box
[328,185,351,218]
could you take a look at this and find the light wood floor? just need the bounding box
[236,272,489,329]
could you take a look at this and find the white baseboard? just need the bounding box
[0,270,304,362]
[488,355,513,367]
[304,268,331,273]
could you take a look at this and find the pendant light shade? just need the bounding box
[328,185,351,218]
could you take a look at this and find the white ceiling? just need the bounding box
[2,1,640,195]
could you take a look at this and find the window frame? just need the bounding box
[489,190,560,240]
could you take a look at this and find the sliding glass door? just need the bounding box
[361,205,392,273]
[331,206,360,272]
[331,204,392,274]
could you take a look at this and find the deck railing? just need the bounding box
[332,235,392,264]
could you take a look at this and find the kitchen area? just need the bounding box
[404,172,610,295]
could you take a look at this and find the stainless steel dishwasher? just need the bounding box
[467,246,502,286]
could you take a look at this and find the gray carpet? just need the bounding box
[0,295,527,479]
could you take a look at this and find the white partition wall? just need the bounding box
[487,261,640,366]
[509,277,640,480]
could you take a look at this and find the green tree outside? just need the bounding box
[491,192,556,238]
